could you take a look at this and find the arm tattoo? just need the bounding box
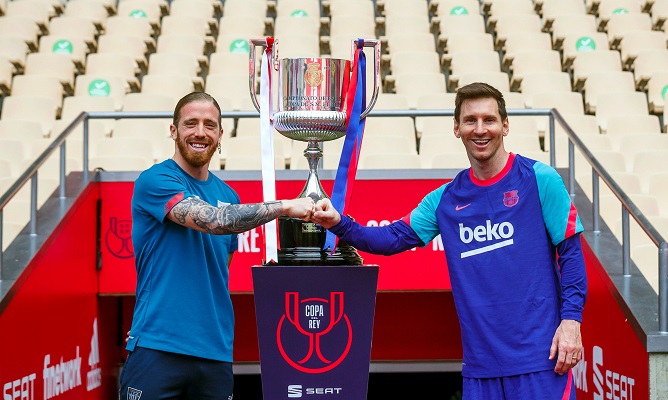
[171,197,284,234]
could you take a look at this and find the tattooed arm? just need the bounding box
[167,196,316,234]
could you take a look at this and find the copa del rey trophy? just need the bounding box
[249,37,380,266]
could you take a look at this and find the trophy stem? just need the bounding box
[299,140,328,201]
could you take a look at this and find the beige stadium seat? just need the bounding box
[633,50,668,90]
[0,138,31,166]
[58,94,116,138]
[595,0,643,19]
[418,134,464,159]
[530,92,586,116]
[561,32,612,70]
[273,15,321,37]
[360,134,418,156]
[431,0,480,17]
[572,50,622,90]
[116,0,165,31]
[648,172,668,207]
[38,35,90,74]
[631,149,668,190]
[0,56,12,95]
[205,73,256,111]
[379,0,429,17]
[140,74,196,102]
[23,52,77,95]
[112,119,171,143]
[387,51,441,80]
[217,16,266,39]
[605,114,663,136]
[156,34,211,67]
[74,73,131,111]
[595,91,649,132]
[63,0,109,31]
[0,120,45,140]
[327,14,377,39]
[326,0,376,17]
[147,53,204,91]
[47,16,97,49]
[538,0,588,30]
[160,15,217,42]
[416,93,457,110]
[122,92,174,112]
[364,117,417,143]
[275,0,320,17]
[447,50,501,91]
[427,151,472,169]
[97,34,149,72]
[491,14,543,50]
[0,95,57,137]
[651,1,668,30]
[482,0,535,16]
[619,30,668,69]
[359,153,422,169]
[216,34,255,56]
[208,52,252,76]
[170,0,218,19]
[221,0,268,19]
[384,14,431,36]
[0,36,29,74]
[224,154,286,171]
[519,71,572,100]
[614,133,668,160]
[501,32,553,69]
[456,71,510,92]
[383,33,437,56]
[582,70,636,114]
[551,14,599,51]
[4,0,51,34]
[104,14,153,37]
[441,33,494,62]
[508,50,562,91]
[0,15,41,52]
[11,74,65,116]
[393,72,447,108]
[435,14,487,49]
[665,96,668,131]
[418,116,457,139]
[604,12,653,48]
[646,71,668,114]
[86,53,141,92]
[374,93,411,110]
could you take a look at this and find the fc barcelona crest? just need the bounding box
[305,62,323,86]
[503,190,519,207]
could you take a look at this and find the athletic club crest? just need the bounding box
[503,190,519,207]
[305,62,323,86]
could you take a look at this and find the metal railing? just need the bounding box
[0,108,666,333]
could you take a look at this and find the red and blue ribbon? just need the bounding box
[324,39,367,253]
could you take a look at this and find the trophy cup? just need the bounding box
[249,38,380,266]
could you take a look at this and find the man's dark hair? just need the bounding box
[454,82,507,122]
[173,92,222,126]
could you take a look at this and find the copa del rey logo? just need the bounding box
[276,292,352,374]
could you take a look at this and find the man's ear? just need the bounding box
[170,124,177,140]
[453,117,460,138]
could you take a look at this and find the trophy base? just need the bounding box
[272,216,363,266]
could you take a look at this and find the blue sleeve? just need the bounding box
[330,216,424,256]
[534,162,584,245]
[134,167,194,223]
[557,233,587,322]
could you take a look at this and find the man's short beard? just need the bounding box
[176,135,215,168]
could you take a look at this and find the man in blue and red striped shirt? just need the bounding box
[313,82,587,400]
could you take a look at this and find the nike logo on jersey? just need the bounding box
[455,204,471,211]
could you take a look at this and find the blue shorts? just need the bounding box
[463,370,576,400]
[119,346,234,400]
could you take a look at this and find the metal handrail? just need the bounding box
[0,107,666,333]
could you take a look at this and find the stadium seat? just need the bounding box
[501,32,553,69]
[0,36,29,74]
[47,16,98,49]
[85,53,141,92]
[10,75,65,116]
[160,15,217,40]
[116,0,165,31]
[63,0,109,32]
[435,14,487,50]
[427,151,472,169]
[572,50,623,91]
[519,71,573,102]
[508,50,563,91]
[206,73,256,111]
[582,71,637,114]
[170,0,219,19]
[384,14,431,36]
[359,153,422,169]
[650,0,668,29]
[0,95,57,137]
[604,12,653,48]
[482,0,535,17]
[97,34,150,73]
[23,52,76,96]
[447,50,502,91]
[632,50,668,90]
[538,0,588,31]
[147,53,204,91]
[0,15,41,52]
[221,0,268,19]
[490,13,543,50]
[393,72,447,108]
[645,71,668,114]
[595,91,649,132]
[618,30,668,69]
[561,32,612,70]
[156,34,211,68]
[456,71,510,92]
[551,14,598,50]
[431,0,480,17]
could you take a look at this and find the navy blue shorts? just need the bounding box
[463,369,576,400]
[119,346,234,400]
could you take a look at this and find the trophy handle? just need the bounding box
[248,38,279,112]
[352,39,381,119]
